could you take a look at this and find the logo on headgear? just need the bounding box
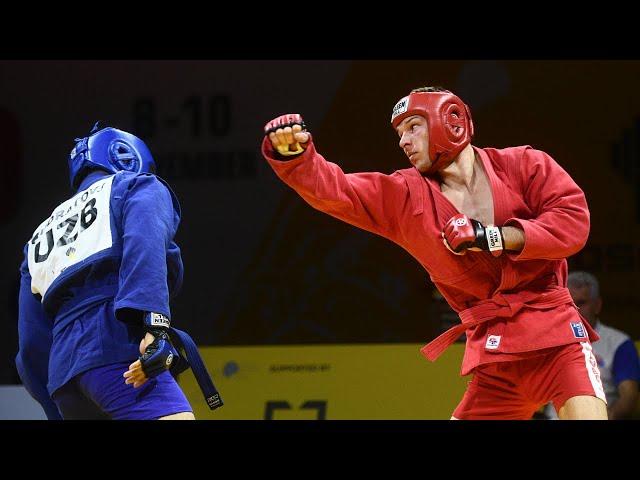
[455,218,467,226]
[69,138,88,163]
[391,96,409,121]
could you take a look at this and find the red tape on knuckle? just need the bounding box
[267,122,305,134]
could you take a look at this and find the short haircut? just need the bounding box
[410,86,448,94]
[568,271,600,300]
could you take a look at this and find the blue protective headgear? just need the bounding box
[68,122,156,190]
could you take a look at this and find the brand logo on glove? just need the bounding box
[150,312,170,328]
[454,218,467,226]
[485,225,504,255]
[487,229,501,248]
[165,352,173,366]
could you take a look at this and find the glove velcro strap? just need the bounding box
[139,330,178,378]
[485,225,504,257]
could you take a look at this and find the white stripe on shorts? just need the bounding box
[580,341,607,404]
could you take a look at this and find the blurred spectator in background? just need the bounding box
[543,271,640,420]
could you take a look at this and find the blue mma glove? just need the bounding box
[139,312,179,379]
[168,347,190,377]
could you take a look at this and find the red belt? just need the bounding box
[420,288,575,361]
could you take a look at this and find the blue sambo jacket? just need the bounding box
[16,170,183,419]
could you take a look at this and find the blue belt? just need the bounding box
[169,327,223,410]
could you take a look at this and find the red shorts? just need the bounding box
[452,341,606,420]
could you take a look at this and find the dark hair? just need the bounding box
[410,86,448,94]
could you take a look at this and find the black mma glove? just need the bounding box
[139,312,178,379]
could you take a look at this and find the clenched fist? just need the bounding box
[442,213,504,257]
[264,114,310,157]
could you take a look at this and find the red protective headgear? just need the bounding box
[390,90,474,173]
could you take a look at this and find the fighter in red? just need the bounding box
[261,87,607,420]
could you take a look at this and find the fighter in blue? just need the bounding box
[16,123,221,419]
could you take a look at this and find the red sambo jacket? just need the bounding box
[262,138,597,375]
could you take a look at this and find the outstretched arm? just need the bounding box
[263,114,412,242]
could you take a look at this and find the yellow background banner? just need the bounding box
[179,343,469,419]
